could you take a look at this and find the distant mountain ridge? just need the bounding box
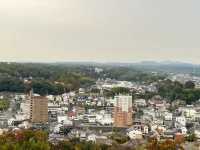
[1,61,200,75]
[138,61,197,66]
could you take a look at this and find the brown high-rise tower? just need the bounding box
[30,96,48,124]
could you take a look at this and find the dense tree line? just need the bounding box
[0,130,50,150]
[133,79,200,104]
[1,129,196,150]
[0,76,25,93]
[146,138,184,150]
[102,66,165,83]
[157,79,200,104]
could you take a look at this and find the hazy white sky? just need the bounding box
[0,0,200,63]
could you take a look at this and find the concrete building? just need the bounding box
[113,95,132,127]
[20,96,31,120]
[30,96,48,124]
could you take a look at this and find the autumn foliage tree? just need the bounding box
[146,138,184,150]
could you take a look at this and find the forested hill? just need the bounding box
[0,63,97,95]
[106,61,200,75]
[0,62,165,95]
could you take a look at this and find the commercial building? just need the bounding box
[113,95,133,127]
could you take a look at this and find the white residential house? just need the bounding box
[8,118,15,126]
[46,95,54,101]
[80,131,87,140]
[53,124,63,133]
[106,98,116,106]
[157,125,167,133]
[18,121,31,129]
[195,112,200,122]
[195,129,200,139]
[164,112,173,121]
[79,88,85,94]
[175,116,186,127]
[87,134,96,142]
[87,115,96,123]
[143,125,149,134]
[184,109,196,120]
[127,129,143,140]
[129,124,149,134]
[58,116,69,124]
[48,103,62,113]
[180,127,187,135]
[96,114,113,126]
[134,99,146,107]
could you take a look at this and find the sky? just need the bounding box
[0,0,200,63]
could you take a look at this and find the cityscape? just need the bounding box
[0,63,199,149]
[1,0,200,149]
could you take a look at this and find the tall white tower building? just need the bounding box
[113,95,133,127]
